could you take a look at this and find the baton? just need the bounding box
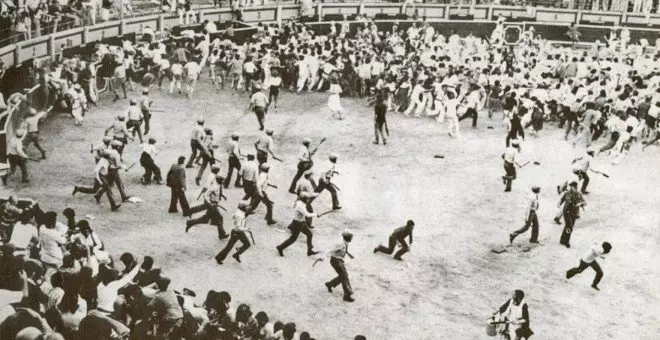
[385,121,390,136]
[267,184,278,189]
[125,162,136,171]
[150,109,165,112]
[519,161,530,168]
[248,230,255,245]
[196,190,204,201]
[318,209,338,218]
[272,156,284,162]
[29,158,42,162]
[329,182,341,192]
[218,205,227,212]
[312,258,323,267]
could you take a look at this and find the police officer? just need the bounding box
[288,138,311,193]
[74,151,121,211]
[510,186,540,244]
[99,140,129,203]
[297,170,317,228]
[187,164,223,217]
[186,174,229,240]
[247,163,276,225]
[318,230,355,302]
[2,129,30,185]
[92,136,113,163]
[224,133,244,188]
[239,154,259,203]
[195,127,216,186]
[126,99,144,143]
[276,192,319,257]
[139,90,152,135]
[104,114,134,155]
[374,220,415,261]
[254,129,277,165]
[186,117,206,168]
[215,200,252,265]
[315,154,341,210]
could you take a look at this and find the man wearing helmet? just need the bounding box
[316,230,355,302]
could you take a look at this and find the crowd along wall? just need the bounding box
[1,3,660,161]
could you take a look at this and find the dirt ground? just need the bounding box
[4,79,660,340]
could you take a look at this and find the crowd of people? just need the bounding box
[0,197,368,339]
[1,3,659,338]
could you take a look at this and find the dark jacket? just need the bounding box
[167,164,186,190]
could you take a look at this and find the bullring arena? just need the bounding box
[1,1,659,340]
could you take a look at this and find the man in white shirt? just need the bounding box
[140,138,161,185]
[247,163,276,225]
[276,192,319,257]
[501,139,523,192]
[96,263,141,314]
[214,200,251,264]
[184,60,200,98]
[509,186,541,244]
[8,215,39,256]
[315,154,341,210]
[566,241,612,290]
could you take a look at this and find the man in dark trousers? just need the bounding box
[490,290,533,340]
[215,200,251,264]
[186,118,206,168]
[73,151,120,211]
[186,174,228,240]
[566,241,612,291]
[276,192,319,257]
[288,138,311,193]
[254,129,277,165]
[2,129,30,185]
[559,181,585,248]
[140,138,161,185]
[247,163,276,225]
[316,229,355,302]
[315,154,341,210]
[224,133,244,188]
[373,220,414,260]
[187,164,222,217]
[509,186,540,244]
[167,156,190,216]
[239,154,259,204]
[506,109,525,147]
[374,96,388,145]
[501,139,523,192]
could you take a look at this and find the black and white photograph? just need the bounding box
[0,0,659,338]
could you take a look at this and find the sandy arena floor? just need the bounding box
[5,78,660,339]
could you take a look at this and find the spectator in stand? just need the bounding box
[14,10,31,42]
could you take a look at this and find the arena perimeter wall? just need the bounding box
[1,3,660,162]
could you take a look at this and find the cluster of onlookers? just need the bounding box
[1,197,370,339]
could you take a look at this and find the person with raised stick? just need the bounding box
[187,164,223,217]
[186,173,228,240]
[215,200,252,265]
[314,230,355,302]
[275,192,319,257]
[374,220,414,260]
